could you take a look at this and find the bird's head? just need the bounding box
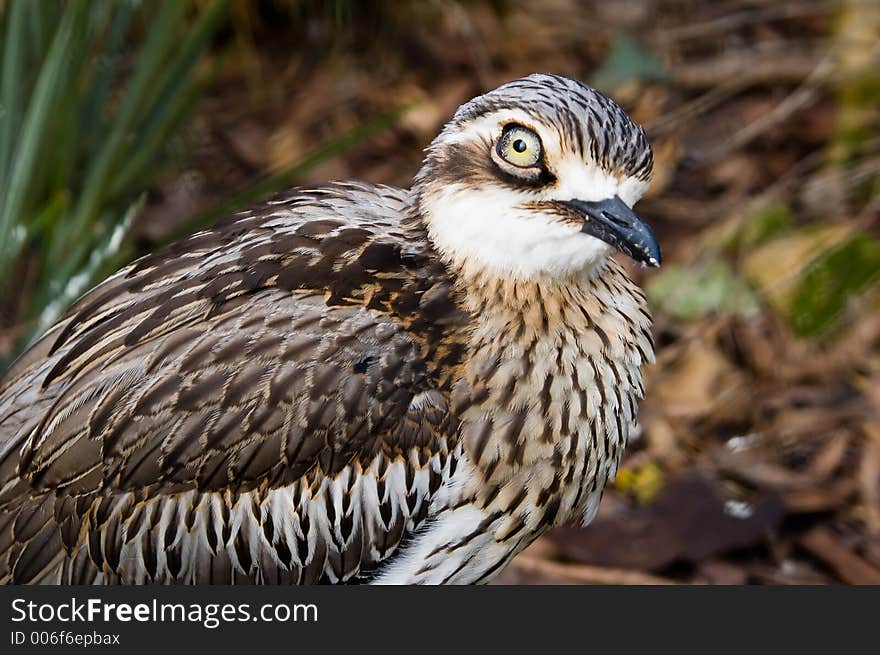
[415,73,660,280]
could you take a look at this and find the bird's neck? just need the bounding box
[452,258,612,322]
[447,256,655,527]
[449,255,646,351]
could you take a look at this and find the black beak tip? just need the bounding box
[641,241,662,268]
[569,196,662,269]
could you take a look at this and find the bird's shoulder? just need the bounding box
[0,182,475,583]
[5,181,462,390]
[64,180,441,342]
[0,181,469,501]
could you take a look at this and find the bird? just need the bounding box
[0,73,659,585]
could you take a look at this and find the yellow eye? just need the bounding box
[497,125,542,168]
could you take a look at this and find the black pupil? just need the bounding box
[512,139,527,153]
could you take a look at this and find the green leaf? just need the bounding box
[78,2,138,146]
[33,195,143,338]
[107,0,229,203]
[56,0,188,263]
[592,33,668,92]
[0,1,87,281]
[788,233,880,337]
[647,260,761,321]
[0,0,28,196]
[0,1,228,364]
[736,205,793,250]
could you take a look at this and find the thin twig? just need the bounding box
[652,1,836,42]
[511,555,680,585]
[693,55,835,163]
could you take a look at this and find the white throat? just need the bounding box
[422,184,613,280]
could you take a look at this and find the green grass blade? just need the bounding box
[56,0,187,263]
[0,1,226,367]
[0,0,28,202]
[34,195,143,339]
[0,1,86,283]
[48,0,227,297]
[45,2,97,197]
[25,0,53,61]
[107,81,201,203]
[78,2,137,149]
[107,0,228,201]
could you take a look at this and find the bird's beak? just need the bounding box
[563,196,661,267]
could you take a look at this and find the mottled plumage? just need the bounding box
[0,73,658,584]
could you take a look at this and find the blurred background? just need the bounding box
[0,0,878,584]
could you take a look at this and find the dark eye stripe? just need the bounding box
[494,166,557,189]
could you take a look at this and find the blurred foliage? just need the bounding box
[742,218,880,338]
[592,33,669,93]
[615,461,665,504]
[732,205,793,251]
[647,261,760,321]
[637,0,880,344]
[163,107,405,244]
[653,208,880,337]
[789,233,880,337]
[0,0,876,585]
[0,0,407,367]
[829,1,880,165]
[0,0,227,362]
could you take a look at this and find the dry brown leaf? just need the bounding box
[799,527,880,585]
[743,224,853,313]
[549,473,783,571]
[712,446,821,492]
[807,431,850,479]
[697,560,748,585]
[859,422,880,533]
[511,556,679,585]
[782,479,857,513]
[644,415,684,464]
[654,339,745,419]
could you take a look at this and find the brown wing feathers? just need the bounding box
[0,183,465,584]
